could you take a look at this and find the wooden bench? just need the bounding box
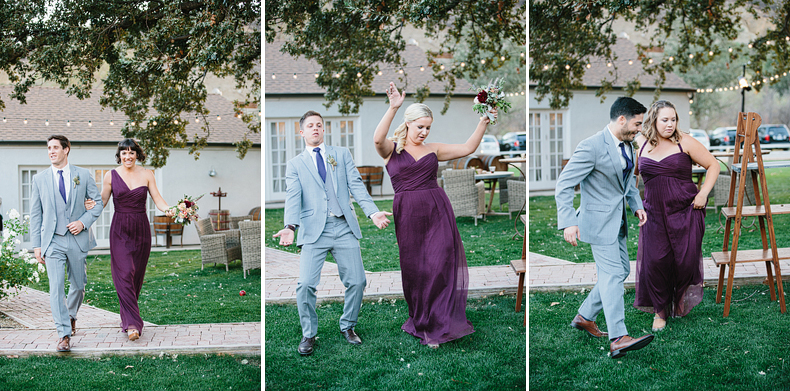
[510,259,526,312]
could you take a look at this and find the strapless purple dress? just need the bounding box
[634,143,705,318]
[109,169,151,333]
[386,146,474,345]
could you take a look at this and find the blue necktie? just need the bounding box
[314,147,327,182]
[619,142,633,181]
[57,170,67,203]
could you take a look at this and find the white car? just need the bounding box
[476,134,501,155]
[688,129,711,151]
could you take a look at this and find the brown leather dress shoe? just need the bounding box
[341,328,362,345]
[57,336,71,352]
[570,314,608,338]
[71,318,76,336]
[610,334,654,358]
[298,336,316,356]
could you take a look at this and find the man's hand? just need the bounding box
[563,226,580,246]
[34,248,44,264]
[371,211,393,229]
[635,209,648,227]
[67,221,85,235]
[273,228,295,246]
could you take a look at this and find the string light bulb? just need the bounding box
[271,73,276,79]
[709,51,714,56]
[460,62,465,67]
[607,62,612,67]
[67,120,70,126]
[2,117,5,122]
[565,64,570,70]
[689,54,694,59]
[440,65,445,70]
[398,69,404,74]
[356,72,362,78]
[45,119,49,126]
[669,56,674,61]
[195,116,200,123]
[151,120,156,126]
[480,59,486,64]
[500,56,505,61]
[728,47,733,53]
[648,58,653,64]
[131,121,135,126]
[174,119,179,124]
[586,63,591,68]
[419,66,425,71]
[110,120,114,125]
[314,73,319,78]
[293,73,297,79]
[628,60,633,65]
[216,115,221,121]
[88,120,92,127]
[377,71,382,76]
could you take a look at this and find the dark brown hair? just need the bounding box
[115,138,147,164]
[47,135,71,155]
[299,110,324,128]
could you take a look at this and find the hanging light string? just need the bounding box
[0,110,262,127]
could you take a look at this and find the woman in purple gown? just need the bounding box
[99,139,173,341]
[373,82,495,347]
[634,100,719,332]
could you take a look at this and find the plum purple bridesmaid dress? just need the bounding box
[109,169,151,334]
[634,142,705,318]
[386,145,474,345]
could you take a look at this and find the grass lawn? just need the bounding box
[265,295,526,391]
[530,166,790,263]
[27,249,261,324]
[530,285,790,390]
[264,198,525,272]
[0,353,261,391]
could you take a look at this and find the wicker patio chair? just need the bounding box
[195,218,242,271]
[228,215,253,229]
[238,220,262,279]
[713,173,756,210]
[507,179,526,219]
[442,169,486,225]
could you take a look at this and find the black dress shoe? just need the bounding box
[298,336,315,356]
[341,328,362,345]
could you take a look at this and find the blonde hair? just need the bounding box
[641,100,681,152]
[389,103,433,153]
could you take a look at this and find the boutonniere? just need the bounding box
[73,176,80,188]
[327,154,338,171]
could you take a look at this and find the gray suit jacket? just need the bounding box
[284,145,379,247]
[555,128,643,246]
[30,165,103,255]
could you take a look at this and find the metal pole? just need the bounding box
[741,64,746,113]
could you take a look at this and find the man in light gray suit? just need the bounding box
[274,111,392,356]
[31,135,102,352]
[555,97,654,359]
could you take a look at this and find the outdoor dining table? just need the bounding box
[474,171,515,215]
[499,156,526,177]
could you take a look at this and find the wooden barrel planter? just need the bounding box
[248,206,262,221]
[356,166,384,196]
[153,215,183,247]
[209,209,230,231]
[447,156,485,171]
[476,154,507,171]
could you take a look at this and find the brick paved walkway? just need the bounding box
[529,252,790,291]
[264,248,523,303]
[0,284,260,357]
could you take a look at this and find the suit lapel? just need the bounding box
[324,145,340,194]
[299,148,324,186]
[68,166,79,214]
[603,128,624,189]
[42,167,57,210]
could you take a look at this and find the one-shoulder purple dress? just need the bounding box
[386,146,474,345]
[634,143,705,318]
[109,169,151,334]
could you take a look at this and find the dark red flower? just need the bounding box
[185,200,194,208]
[476,90,488,103]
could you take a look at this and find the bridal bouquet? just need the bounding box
[471,77,512,125]
[169,194,204,225]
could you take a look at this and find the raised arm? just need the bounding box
[374,82,404,160]
[433,111,495,161]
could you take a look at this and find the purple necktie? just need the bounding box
[619,143,633,181]
[58,170,67,203]
[314,147,327,182]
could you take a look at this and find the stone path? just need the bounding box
[264,248,524,303]
[529,252,790,291]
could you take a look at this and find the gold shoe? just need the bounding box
[652,315,666,332]
[127,329,140,341]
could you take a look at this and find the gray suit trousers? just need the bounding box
[578,219,630,339]
[296,215,367,338]
[45,233,88,338]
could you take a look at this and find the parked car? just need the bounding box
[476,134,501,155]
[500,132,526,151]
[709,126,737,147]
[688,129,711,150]
[758,124,790,149]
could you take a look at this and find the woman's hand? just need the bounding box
[693,192,708,209]
[165,208,175,218]
[84,198,96,210]
[386,82,405,110]
[482,107,499,124]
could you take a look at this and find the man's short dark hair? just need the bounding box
[299,111,324,128]
[115,138,147,164]
[610,97,647,121]
[47,135,71,155]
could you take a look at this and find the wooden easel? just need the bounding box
[711,112,787,317]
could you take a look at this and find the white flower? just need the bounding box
[32,271,39,280]
[8,209,19,220]
[2,230,11,241]
[14,239,21,245]
[38,263,46,273]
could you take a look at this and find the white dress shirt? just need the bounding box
[607,126,631,170]
[52,163,72,202]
